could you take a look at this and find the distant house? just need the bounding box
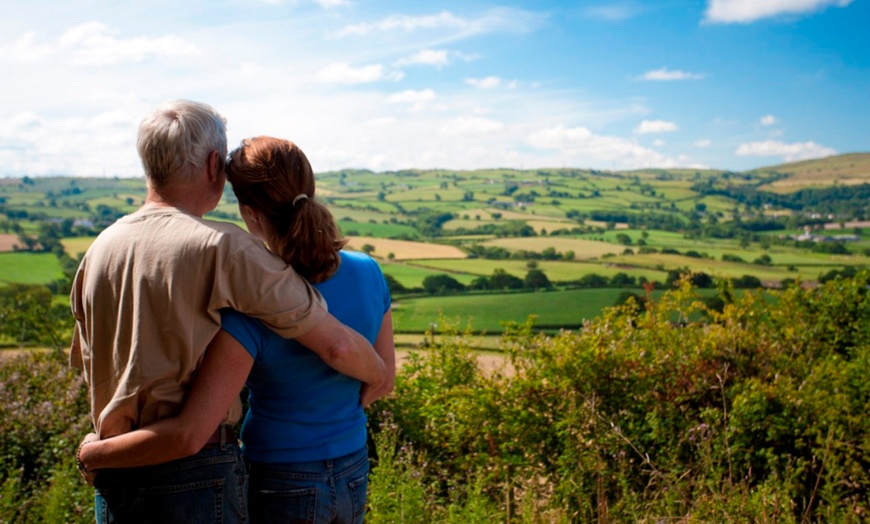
[787,226,859,243]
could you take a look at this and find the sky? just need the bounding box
[0,0,868,177]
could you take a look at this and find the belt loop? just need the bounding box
[220,424,227,450]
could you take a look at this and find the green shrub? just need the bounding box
[0,351,92,523]
[369,271,870,521]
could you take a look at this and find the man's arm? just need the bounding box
[294,312,386,387]
[77,330,253,475]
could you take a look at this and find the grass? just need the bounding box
[391,288,643,332]
[406,258,668,283]
[381,262,480,288]
[0,253,65,284]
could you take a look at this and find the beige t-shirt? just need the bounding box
[69,206,328,438]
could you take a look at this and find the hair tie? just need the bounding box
[292,194,309,206]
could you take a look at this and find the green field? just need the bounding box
[0,253,65,285]
[407,258,668,283]
[391,288,641,332]
[380,262,479,288]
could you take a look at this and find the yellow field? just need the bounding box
[344,236,466,260]
[480,237,622,260]
[61,237,96,257]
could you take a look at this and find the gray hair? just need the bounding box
[137,100,227,189]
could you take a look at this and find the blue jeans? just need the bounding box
[94,444,247,524]
[247,447,369,524]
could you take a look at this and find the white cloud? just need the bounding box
[385,89,436,104]
[333,8,545,38]
[316,62,403,84]
[394,49,449,67]
[634,120,678,134]
[528,125,686,169]
[60,22,200,66]
[466,76,502,89]
[314,0,350,8]
[735,140,837,161]
[640,67,705,81]
[652,139,666,146]
[0,32,53,61]
[440,116,504,135]
[704,0,854,24]
[695,139,712,148]
[0,22,200,67]
[0,109,140,177]
[760,114,777,126]
[365,116,398,126]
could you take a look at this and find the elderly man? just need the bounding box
[70,100,384,523]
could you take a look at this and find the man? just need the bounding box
[70,100,385,523]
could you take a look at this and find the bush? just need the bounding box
[0,351,93,523]
[368,271,870,521]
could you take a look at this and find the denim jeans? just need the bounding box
[94,444,247,524]
[247,446,369,524]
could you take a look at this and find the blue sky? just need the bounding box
[0,0,867,177]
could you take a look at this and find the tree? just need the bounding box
[576,273,608,288]
[422,274,464,294]
[361,244,375,256]
[0,284,74,350]
[383,274,406,295]
[524,269,552,290]
[610,272,636,287]
[488,269,523,290]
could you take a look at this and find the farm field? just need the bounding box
[343,236,466,260]
[1,155,867,333]
[0,253,64,285]
[391,288,653,333]
[481,236,622,259]
[407,258,668,283]
[380,261,479,288]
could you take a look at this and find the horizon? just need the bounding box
[1,0,868,178]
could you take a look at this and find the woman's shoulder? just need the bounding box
[339,249,379,268]
[329,250,385,281]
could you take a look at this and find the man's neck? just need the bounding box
[145,185,207,217]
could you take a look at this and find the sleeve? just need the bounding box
[211,232,329,339]
[220,309,264,360]
[68,261,86,371]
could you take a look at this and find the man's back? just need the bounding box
[71,205,325,437]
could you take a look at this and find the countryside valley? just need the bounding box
[1,152,869,339]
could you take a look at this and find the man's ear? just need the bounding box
[206,150,222,182]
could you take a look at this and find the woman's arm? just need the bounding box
[78,330,253,472]
[361,310,396,408]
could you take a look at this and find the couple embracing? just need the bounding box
[70,100,395,523]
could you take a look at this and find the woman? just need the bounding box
[78,137,396,524]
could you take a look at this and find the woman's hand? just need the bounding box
[76,433,99,486]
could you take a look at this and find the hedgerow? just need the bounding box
[368,271,870,522]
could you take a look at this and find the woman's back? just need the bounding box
[221,250,391,463]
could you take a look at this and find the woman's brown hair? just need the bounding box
[226,136,347,283]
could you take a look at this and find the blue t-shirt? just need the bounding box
[221,250,391,463]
